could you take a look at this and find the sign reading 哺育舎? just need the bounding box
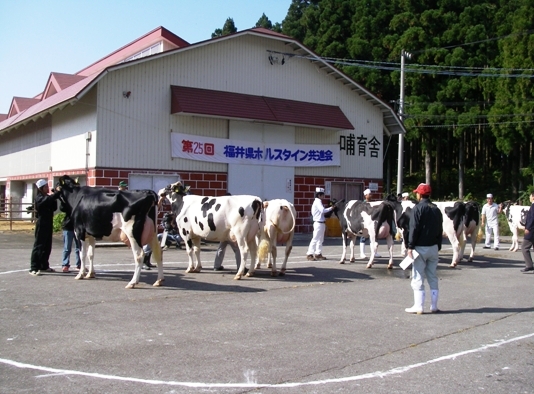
[170,132,340,167]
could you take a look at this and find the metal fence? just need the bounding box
[0,198,35,230]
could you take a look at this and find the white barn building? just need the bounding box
[0,26,405,233]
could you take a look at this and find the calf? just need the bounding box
[160,182,263,280]
[255,199,296,277]
[338,200,395,268]
[56,175,164,289]
[501,201,530,251]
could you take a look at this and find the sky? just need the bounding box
[0,0,291,113]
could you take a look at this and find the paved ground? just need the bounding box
[0,231,533,393]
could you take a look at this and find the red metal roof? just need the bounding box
[170,85,354,130]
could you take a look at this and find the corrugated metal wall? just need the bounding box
[95,34,385,179]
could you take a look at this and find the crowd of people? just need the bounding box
[27,177,534,314]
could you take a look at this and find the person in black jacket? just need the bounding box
[29,179,61,276]
[520,192,534,273]
[60,201,81,273]
[405,183,443,314]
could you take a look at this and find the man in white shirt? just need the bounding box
[481,193,502,250]
[306,187,335,261]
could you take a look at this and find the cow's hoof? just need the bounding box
[468,257,473,262]
[349,258,355,263]
[267,263,272,269]
[255,263,261,269]
[193,268,202,273]
[245,271,254,277]
[125,283,135,289]
[233,274,242,280]
[85,273,95,279]
[366,264,373,269]
[450,263,457,268]
[74,274,83,280]
[270,271,278,277]
[153,279,164,287]
[280,269,286,276]
[339,260,345,264]
[387,264,393,269]
[185,268,193,273]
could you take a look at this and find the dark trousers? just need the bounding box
[522,238,533,269]
[30,219,53,271]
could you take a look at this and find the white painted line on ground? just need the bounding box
[1,332,532,389]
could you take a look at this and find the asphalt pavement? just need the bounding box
[0,231,533,393]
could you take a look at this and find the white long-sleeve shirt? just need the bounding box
[311,198,334,222]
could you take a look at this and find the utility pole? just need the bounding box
[397,50,411,195]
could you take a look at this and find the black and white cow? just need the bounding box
[160,182,263,280]
[338,199,396,268]
[395,200,416,256]
[435,201,480,267]
[56,175,164,289]
[501,201,530,252]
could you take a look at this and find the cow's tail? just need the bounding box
[271,205,296,235]
[258,235,270,264]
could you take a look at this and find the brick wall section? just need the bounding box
[294,176,384,234]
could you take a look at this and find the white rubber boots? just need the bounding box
[405,289,439,314]
[405,290,425,314]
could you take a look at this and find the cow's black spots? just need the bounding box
[239,207,245,217]
[187,239,193,248]
[215,203,221,212]
[251,200,262,220]
[183,217,188,223]
[207,213,216,231]
[201,198,218,218]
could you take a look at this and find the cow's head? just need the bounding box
[56,175,81,192]
[159,182,190,198]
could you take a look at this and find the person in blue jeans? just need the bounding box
[60,201,81,273]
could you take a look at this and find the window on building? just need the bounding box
[330,182,364,202]
[122,42,163,63]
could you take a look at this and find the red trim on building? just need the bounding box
[171,85,354,130]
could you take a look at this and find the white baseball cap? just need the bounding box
[363,189,371,196]
[486,193,493,198]
[36,179,48,188]
[402,192,409,197]
[315,187,325,193]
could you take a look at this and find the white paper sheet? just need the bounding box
[400,250,419,270]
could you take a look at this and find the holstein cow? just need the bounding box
[160,182,263,280]
[56,175,164,289]
[338,199,396,268]
[434,201,480,267]
[254,199,296,277]
[501,201,530,252]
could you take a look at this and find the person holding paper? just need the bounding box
[405,183,443,314]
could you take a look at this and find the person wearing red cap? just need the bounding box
[405,183,443,314]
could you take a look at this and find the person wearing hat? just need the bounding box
[306,187,336,261]
[401,192,410,201]
[481,193,502,250]
[118,181,128,191]
[29,179,61,276]
[405,183,443,314]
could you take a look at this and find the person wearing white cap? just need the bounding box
[29,179,61,276]
[481,193,502,250]
[306,187,336,261]
[401,192,410,201]
[359,189,381,258]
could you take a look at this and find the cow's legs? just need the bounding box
[366,233,377,268]
[510,227,519,252]
[75,238,88,280]
[145,234,164,287]
[185,238,202,273]
[278,234,294,276]
[126,242,144,289]
[386,235,394,269]
[339,232,348,263]
[448,232,461,267]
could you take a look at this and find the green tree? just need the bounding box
[212,17,238,38]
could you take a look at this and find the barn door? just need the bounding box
[228,121,294,202]
[330,182,364,202]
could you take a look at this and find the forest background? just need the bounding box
[214,0,534,206]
